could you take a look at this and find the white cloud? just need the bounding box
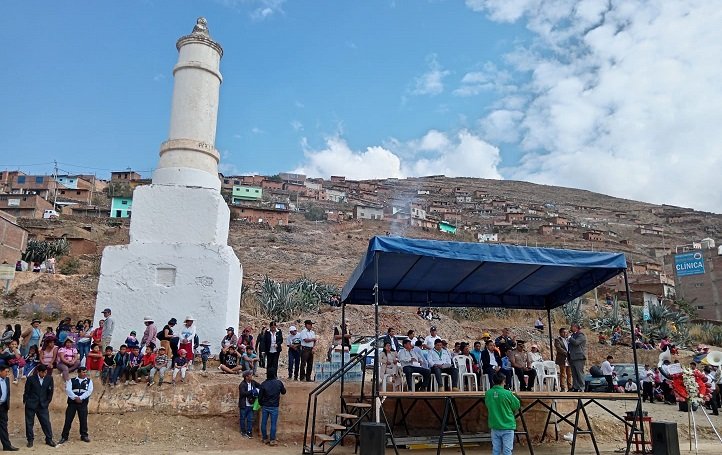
[295,136,404,180]
[470,0,722,212]
[290,120,304,132]
[152,73,165,82]
[454,62,516,96]
[410,54,451,96]
[251,127,265,135]
[294,130,502,181]
[214,0,285,20]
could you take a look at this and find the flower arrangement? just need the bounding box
[671,367,710,405]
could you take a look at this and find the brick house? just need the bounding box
[0,194,54,219]
[0,211,28,264]
[583,231,605,242]
[261,180,284,191]
[354,204,384,220]
[230,205,289,226]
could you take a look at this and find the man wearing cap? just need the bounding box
[23,364,55,447]
[424,327,440,350]
[495,328,516,358]
[59,367,93,444]
[286,326,302,381]
[262,321,283,377]
[220,327,238,365]
[299,320,317,382]
[140,316,157,352]
[100,308,114,350]
[179,316,197,370]
[398,338,430,391]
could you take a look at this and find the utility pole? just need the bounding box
[52,160,58,211]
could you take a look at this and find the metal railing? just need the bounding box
[303,348,371,454]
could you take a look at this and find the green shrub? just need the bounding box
[59,257,81,275]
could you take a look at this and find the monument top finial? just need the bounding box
[176,16,223,57]
[192,17,209,36]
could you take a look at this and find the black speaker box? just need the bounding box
[651,421,680,455]
[359,422,386,455]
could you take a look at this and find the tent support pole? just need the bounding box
[547,307,554,362]
[623,269,646,454]
[341,301,345,401]
[373,251,380,422]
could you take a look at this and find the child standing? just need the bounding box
[86,343,104,377]
[125,331,140,351]
[172,348,189,385]
[23,345,40,378]
[101,346,116,385]
[199,341,211,372]
[148,346,169,387]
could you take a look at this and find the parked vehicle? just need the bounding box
[584,363,644,392]
[43,209,59,219]
[349,335,407,367]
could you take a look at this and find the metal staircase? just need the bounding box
[302,348,372,455]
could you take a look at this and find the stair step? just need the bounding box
[326,423,346,431]
[315,434,336,443]
[346,402,372,408]
[337,413,358,419]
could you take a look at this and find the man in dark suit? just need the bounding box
[480,340,512,389]
[568,324,587,392]
[0,365,19,451]
[554,328,572,391]
[262,321,283,377]
[23,364,56,447]
[382,327,402,352]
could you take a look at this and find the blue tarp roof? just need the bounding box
[341,236,627,310]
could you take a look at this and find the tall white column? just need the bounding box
[154,17,224,190]
[94,18,242,352]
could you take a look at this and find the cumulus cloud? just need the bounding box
[294,130,502,180]
[454,63,515,97]
[410,54,451,96]
[470,0,722,212]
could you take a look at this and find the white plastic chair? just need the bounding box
[480,373,491,391]
[409,372,424,391]
[532,361,546,391]
[454,355,478,391]
[381,373,399,391]
[430,372,452,391]
[540,360,559,391]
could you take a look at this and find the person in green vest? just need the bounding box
[485,372,521,455]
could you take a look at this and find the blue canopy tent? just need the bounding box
[340,236,643,444]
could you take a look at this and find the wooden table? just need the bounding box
[379,391,644,455]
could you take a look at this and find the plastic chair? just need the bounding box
[381,373,399,391]
[430,372,452,391]
[540,360,559,391]
[454,355,478,391]
[532,361,546,391]
[480,373,491,391]
[409,372,424,391]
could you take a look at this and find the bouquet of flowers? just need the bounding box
[671,367,710,405]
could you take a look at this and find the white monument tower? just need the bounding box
[94,18,242,352]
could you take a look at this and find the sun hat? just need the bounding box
[143,316,154,323]
[289,325,297,332]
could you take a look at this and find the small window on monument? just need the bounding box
[156,267,177,287]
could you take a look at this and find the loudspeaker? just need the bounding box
[359,422,386,455]
[651,421,680,455]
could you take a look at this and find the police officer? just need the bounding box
[58,366,93,444]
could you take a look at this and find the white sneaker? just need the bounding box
[563,432,574,441]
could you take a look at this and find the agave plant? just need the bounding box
[255,275,339,322]
[21,238,70,264]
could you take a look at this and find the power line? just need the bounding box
[0,162,54,167]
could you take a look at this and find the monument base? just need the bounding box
[94,241,241,353]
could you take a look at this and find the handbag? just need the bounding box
[252,397,261,411]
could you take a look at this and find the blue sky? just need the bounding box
[2,1,721,213]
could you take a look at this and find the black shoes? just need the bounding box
[26,441,33,448]
[81,436,91,442]
[3,446,19,451]
[45,439,56,447]
[58,437,68,444]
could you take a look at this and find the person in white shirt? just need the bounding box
[412,340,429,369]
[263,321,283,377]
[298,320,317,382]
[285,326,302,381]
[642,365,655,403]
[424,327,440,350]
[601,355,614,393]
[59,366,93,444]
[624,379,638,393]
[428,339,458,391]
[406,330,418,347]
[398,339,430,391]
[527,344,543,364]
[704,366,719,415]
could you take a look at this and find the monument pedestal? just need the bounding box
[94,184,242,352]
